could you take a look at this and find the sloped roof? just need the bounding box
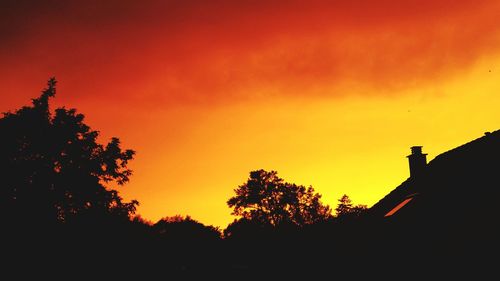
[369,129,500,221]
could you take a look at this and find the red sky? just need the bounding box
[2,0,500,227]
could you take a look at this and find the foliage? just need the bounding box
[0,78,137,224]
[154,215,221,241]
[223,218,272,239]
[227,169,332,227]
[335,194,368,220]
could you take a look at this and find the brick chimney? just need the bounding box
[407,146,427,178]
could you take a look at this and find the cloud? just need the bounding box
[1,0,500,107]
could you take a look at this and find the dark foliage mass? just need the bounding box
[227,169,332,227]
[1,79,496,278]
[335,194,368,220]
[0,78,137,227]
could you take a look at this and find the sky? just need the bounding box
[1,0,500,228]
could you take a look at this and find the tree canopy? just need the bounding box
[154,215,221,242]
[0,78,137,224]
[335,194,368,220]
[227,169,332,227]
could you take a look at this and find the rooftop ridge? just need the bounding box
[429,129,500,164]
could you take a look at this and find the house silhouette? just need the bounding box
[368,130,500,259]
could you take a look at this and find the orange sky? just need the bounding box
[2,0,500,227]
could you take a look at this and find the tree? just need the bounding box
[223,218,272,240]
[335,194,353,216]
[154,215,221,242]
[335,194,367,220]
[0,78,138,225]
[227,169,331,227]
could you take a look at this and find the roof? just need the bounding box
[369,129,500,221]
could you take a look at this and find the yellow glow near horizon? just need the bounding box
[121,55,500,228]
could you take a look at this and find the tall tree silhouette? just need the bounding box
[227,169,331,227]
[0,78,137,225]
[335,194,367,220]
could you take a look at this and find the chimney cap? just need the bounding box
[407,146,427,158]
[410,146,423,154]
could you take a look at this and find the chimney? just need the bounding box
[407,146,427,178]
